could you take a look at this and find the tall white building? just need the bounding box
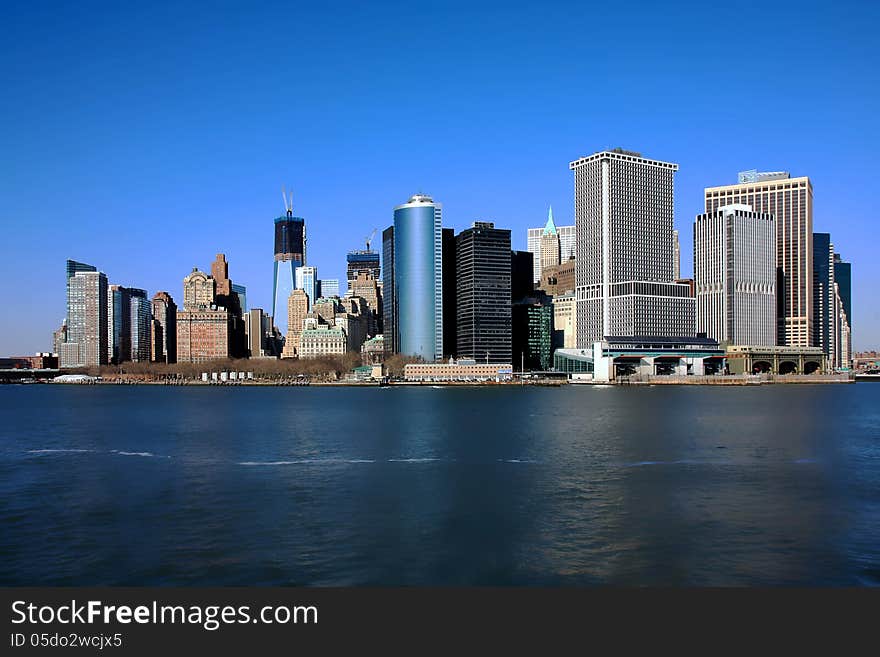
[694,204,776,346]
[295,266,318,310]
[570,149,694,346]
[527,207,575,283]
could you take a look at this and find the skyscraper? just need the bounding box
[834,252,852,369]
[442,227,457,358]
[272,192,306,334]
[151,291,177,364]
[296,266,319,309]
[61,267,108,368]
[705,170,813,347]
[232,283,247,314]
[386,194,444,362]
[571,149,695,346]
[381,226,395,355]
[455,222,512,363]
[346,250,380,283]
[539,207,561,275]
[282,289,309,359]
[813,233,836,361]
[129,289,151,362]
[107,284,131,365]
[527,208,575,284]
[320,279,340,298]
[694,204,776,345]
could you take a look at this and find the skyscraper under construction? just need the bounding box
[272,190,306,335]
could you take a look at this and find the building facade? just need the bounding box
[151,291,177,363]
[571,149,694,346]
[552,293,576,350]
[388,194,443,362]
[282,289,310,359]
[272,201,306,335]
[527,208,575,284]
[455,222,512,363]
[705,170,813,347]
[62,268,108,368]
[320,279,340,298]
[296,266,319,310]
[404,359,513,382]
[346,250,381,284]
[694,204,776,345]
[129,288,151,362]
[512,294,553,371]
[346,271,382,336]
[381,226,395,355]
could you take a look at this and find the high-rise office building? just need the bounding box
[296,266,319,310]
[813,233,836,361]
[282,289,310,359]
[129,289,151,362]
[455,222,512,363]
[346,271,382,336]
[385,194,444,362]
[151,291,177,364]
[512,293,553,371]
[539,208,561,274]
[442,227,457,358]
[346,250,380,283]
[62,268,108,368]
[320,279,340,298]
[571,149,695,346]
[107,285,131,365]
[382,226,395,355]
[232,283,247,314]
[705,170,813,347]
[182,268,214,311]
[527,208,575,283]
[272,194,306,335]
[694,204,776,346]
[511,250,534,302]
[833,251,852,369]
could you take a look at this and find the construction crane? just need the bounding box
[365,228,377,252]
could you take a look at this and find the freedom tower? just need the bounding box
[272,189,306,334]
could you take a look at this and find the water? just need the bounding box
[1,384,879,586]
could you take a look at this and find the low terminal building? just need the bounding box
[404,358,513,382]
[725,345,826,375]
[555,336,725,382]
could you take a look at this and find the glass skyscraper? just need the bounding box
[390,194,443,362]
[295,266,318,310]
[272,206,306,335]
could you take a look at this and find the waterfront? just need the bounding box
[1,384,879,586]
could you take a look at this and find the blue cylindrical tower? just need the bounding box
[393,194,443,362]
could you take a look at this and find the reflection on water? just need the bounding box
[0,384,878,585]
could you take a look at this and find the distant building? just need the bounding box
[182,268,214,311]
[381,226,395,356]
[361,334,385,365]
[694,204,776,346]
[834,253,852,368]
[299,321,346,358]
[511,250,534,302]
[385,194,443,362]
[320,279,340,298]
[151,291,177,364]
[442,227,457,358]
[232,283,247,314]
[706,170,813,347]
[107,285,132,365]
[571,149,694,345]
[282,289,309,359]
[245,308,277,358]
[296,266,319,310]
[527,207,575,283]
[177,310,231,363]
[512,293,553,371]
[539,207,561,274]
[129,289,151,362]
[538,258,575,297]
[272,194,306,335]
[62,267,108,368]
[455,222,511,363]
[404,359,513,382]
[552,293,576,350]
[346,250,380,283]
[346,271,382,336]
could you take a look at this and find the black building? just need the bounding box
[511,250,534,302]
[346,250,381,282]
[455,222,511,363]
[442,227,457,358]
[382,226,395,355]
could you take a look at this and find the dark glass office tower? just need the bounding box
[272,204,306,335]
[442,227,457,358]
[813,233,834,357]
[511,250,534,302]
[455,222,511,363]
[834,253,851,327]
[382,226,395,355]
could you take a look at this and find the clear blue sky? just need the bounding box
[2,0,878,354]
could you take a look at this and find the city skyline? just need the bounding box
[2,1,878,354]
